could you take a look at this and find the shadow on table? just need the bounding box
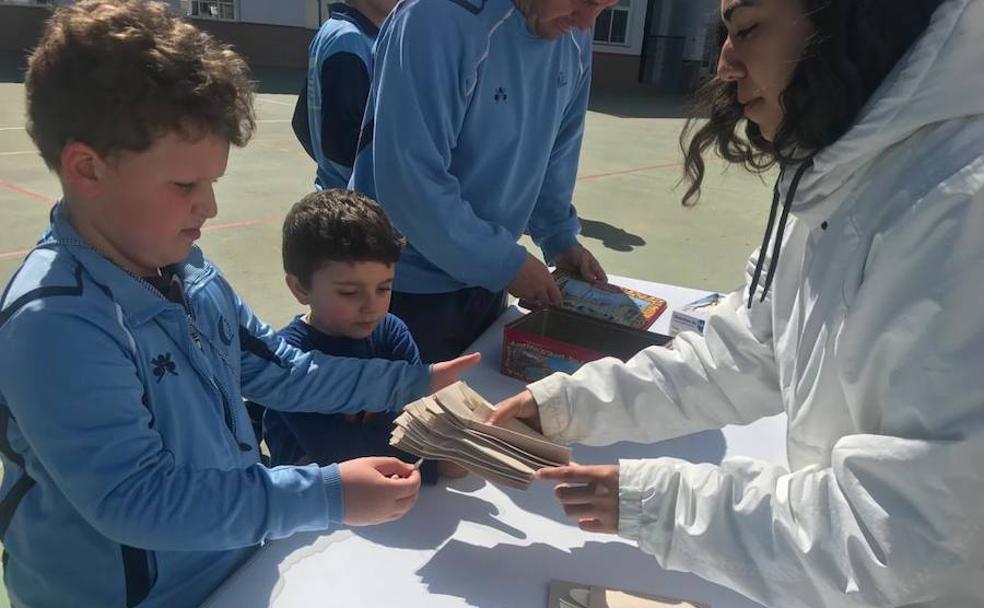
[356,429,729,549]
[202,529,352,608]
[496,430,728,525]
[352,483,527,550]
[203,431,734,607]
[417,539,765,608]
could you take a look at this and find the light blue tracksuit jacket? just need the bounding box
[0,203,430,607]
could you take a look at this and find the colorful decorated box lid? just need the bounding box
[522,270,668,330]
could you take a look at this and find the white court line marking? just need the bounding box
[0,150,35,156]
[0,127,25,132]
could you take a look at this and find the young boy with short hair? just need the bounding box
[262,189,462,482]
[0,2,474,606]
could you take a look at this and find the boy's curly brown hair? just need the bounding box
[25,0,256,170]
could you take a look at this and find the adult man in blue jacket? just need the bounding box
[351,0,616,362]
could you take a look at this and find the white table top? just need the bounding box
[205,277,786,608]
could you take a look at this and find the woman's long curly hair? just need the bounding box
[680,0,945,206]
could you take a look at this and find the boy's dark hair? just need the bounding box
[679,0,944,206]
[25,0,256,171]
[282,190,406,288]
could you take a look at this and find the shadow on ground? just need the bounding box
[580,218,647,252]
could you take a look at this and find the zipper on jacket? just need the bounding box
[54,237,252,453]
[210,376,252,452]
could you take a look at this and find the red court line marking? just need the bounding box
[1,161,677,262]
[576,161,680,182]
[0,179,53,204]
[0,216,285,262]
[0,248,31,261]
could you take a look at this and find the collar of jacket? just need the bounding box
[39,201,216,328]
[329,3,380,38]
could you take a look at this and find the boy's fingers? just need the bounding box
[433,352,482,380]
[384,474,420,500]
[394,471,421,497]
[453,351,482,370]
[374,457,415,477]
[394,493,418,509]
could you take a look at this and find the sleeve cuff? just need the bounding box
[403,364,432,410]
[539,230,580,265]
[617,458,685,548]
[528,373,573,442]
[320,464,345,525]
[485,244,529,292]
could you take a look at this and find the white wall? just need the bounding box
[237,0,319,28]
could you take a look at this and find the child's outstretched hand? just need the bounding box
[430,352,482,393]
[338,457,421,526]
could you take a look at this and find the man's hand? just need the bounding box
[430,352,481,393]
[338,457,421,526]
[555,243,607,284]
[487,389,542,432]
[537,464,620,533]
[508,253,563,308]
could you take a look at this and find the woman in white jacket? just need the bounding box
[490,0,984,606]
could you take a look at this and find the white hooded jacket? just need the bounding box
[527,1,984,606]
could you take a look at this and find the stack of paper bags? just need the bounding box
[390,382,571,489]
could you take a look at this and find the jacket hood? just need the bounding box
[787,0,984,226]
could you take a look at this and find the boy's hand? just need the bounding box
[555,243,607,284]
[430,352,482,392]
[488,389,543,433]
[537,464,620,534]
[508,253,564,308]
[338,457,421,526]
